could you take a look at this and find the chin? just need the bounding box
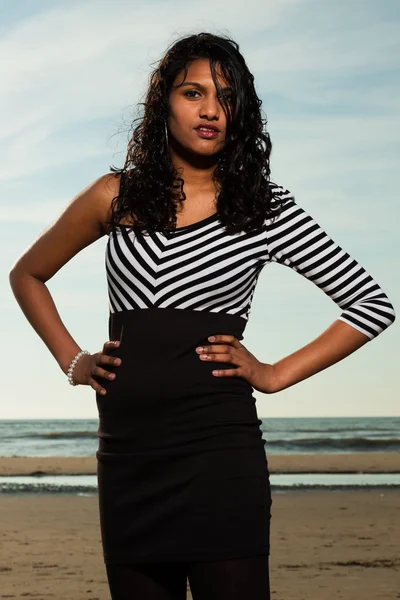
[195,147,220,156]
[193,141,225,156]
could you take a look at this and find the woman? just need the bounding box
[9,32,395,600]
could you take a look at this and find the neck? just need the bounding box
[168,139,219,192]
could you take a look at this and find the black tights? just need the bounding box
[105,554,270,599]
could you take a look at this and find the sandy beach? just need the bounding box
[0,454,399,599]
[1,452,399,476]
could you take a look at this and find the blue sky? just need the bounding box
[1,0,399,419]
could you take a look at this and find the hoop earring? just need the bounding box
[164,120,169,147]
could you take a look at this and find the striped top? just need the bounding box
[105,182,395,340]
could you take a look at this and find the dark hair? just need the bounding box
[107,31,283,237]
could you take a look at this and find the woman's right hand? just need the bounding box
[70,341,122,395]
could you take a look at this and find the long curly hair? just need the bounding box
[107,31,283,237]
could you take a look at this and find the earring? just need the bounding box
[164,120,169,146]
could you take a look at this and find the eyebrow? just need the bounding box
[177,81,233,92]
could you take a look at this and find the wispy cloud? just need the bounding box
[1,0,398,417]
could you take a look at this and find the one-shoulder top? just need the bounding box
[103,182,396,341]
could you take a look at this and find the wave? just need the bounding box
[0,483,97,495]
[12,431,97,440]
[268,427,398,434]
[5,428,400,451]
[264,437,400,451]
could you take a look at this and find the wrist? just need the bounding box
[66,349,91,386]
[59,346,84,375]
[263,363,285,393]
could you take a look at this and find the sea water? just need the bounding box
[0,417,398,493]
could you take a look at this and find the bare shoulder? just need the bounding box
[91,172,122,234]
[9,172,121,283]
[74,171,121,231]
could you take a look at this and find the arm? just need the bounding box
[265,183,396,393]
[8,173,119,376]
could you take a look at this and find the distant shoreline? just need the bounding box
[0,452,399,476]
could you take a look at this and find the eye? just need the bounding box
[183,89,232,102]
[184,90,201,98]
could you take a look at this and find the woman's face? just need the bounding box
[167,58,232,158]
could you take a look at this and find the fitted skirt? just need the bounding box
[95,307,272,564]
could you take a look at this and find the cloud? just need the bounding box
[1,0,399,419]
[0,200,67,223]
[250,21,400,74]
[0,0,310,180]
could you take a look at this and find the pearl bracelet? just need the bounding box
[67,350,90,386]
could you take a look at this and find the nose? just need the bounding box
[199,94,220,121]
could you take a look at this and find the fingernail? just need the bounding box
[208,336,215,342]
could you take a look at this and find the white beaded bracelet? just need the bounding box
[67,350,90,386]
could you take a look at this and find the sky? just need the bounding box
[1,0,399,419]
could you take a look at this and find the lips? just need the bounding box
[195,125,220,132]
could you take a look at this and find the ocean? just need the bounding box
[1,417,399,494]
[0,416,398,458]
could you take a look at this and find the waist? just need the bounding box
[95,308,262,452]
[104,307,251,398]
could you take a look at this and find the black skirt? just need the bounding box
[95,307,272,564]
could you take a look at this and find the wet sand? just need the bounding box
[0,454,399,599]
[0,452,399,476]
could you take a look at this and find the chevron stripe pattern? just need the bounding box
[105,182,395,340]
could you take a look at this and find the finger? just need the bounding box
[97,352,122,367]
[198,351,240,364]
[212,368,240,377]
[102,340,120,354]
[207,335,242,349]
[198,344,238,354]
[90,377,107,395]
[92,364,117,381]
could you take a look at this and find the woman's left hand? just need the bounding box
[195,334,278,394]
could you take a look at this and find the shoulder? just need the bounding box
[98,172,121,202]
[266,180,297,225]
[61,171,121,235]
[95,172,122,235]
[268,180,295,202]
[83,172,121,214]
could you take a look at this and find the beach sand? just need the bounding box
[0,454,399,599]
[1,452,399,476]
[0,490,398,599]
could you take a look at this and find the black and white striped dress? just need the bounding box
[95,182,395,565]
